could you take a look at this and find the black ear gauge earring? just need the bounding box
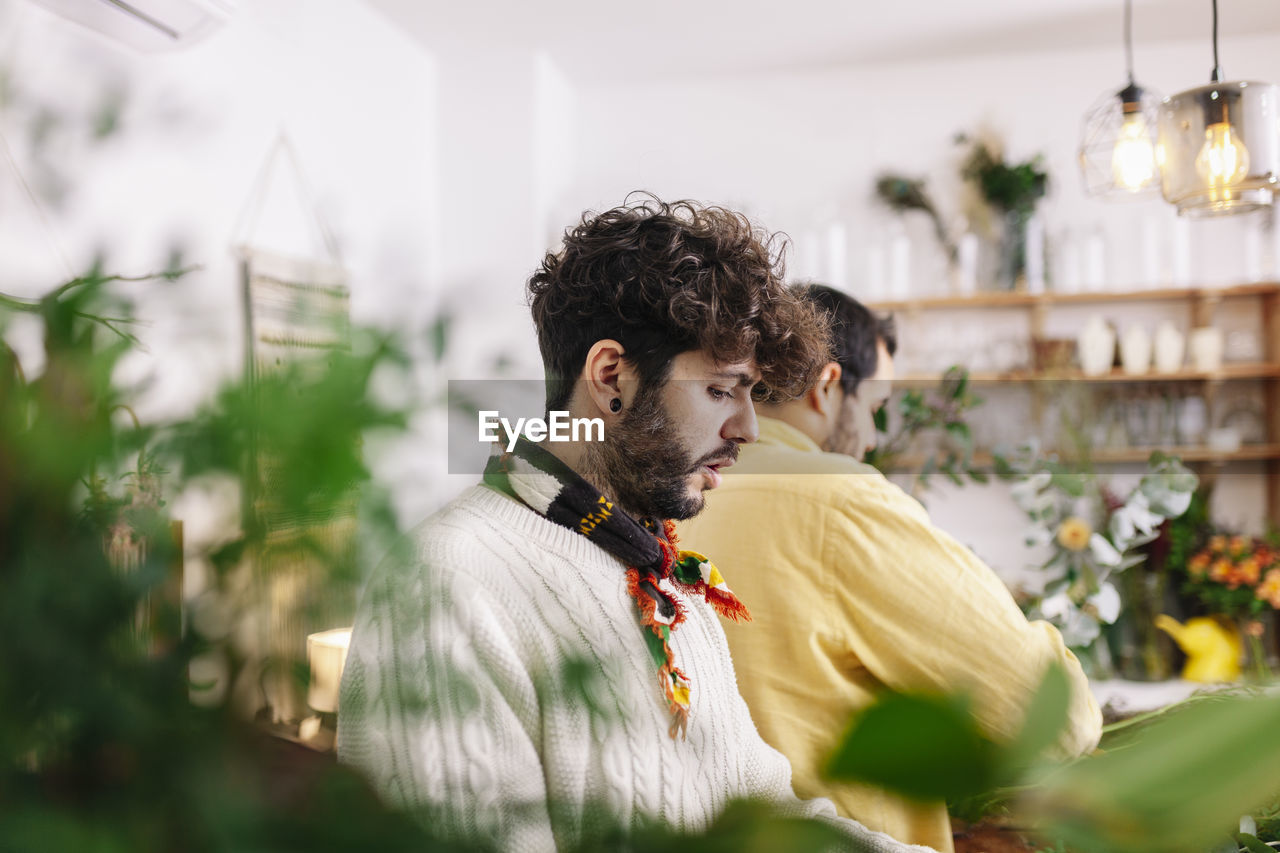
[609,398,622,413]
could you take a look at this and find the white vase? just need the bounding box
[1121,326,1152,375]
[1078,315,1116,376]
[1153,322,1186,373]
[1189,327,1224,373]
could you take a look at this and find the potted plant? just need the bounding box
[956,133,1048,291]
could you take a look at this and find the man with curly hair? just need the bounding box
[339,198,925,852]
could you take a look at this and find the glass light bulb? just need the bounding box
[1194,121,1250,187]
[1111,113,1156,190]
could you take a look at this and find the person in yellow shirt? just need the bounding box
[677,284,1101,853]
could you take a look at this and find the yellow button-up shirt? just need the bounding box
[677,417,1102,852]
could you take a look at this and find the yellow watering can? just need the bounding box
[1154,615,1242,683]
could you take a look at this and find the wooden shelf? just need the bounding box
[871,282,1279,527]
[886,444,1280,471]
[870,282,1280,312]
[1089,444,1280,464]
[897,363,1280,385]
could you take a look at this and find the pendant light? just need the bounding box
[1157,0,1279,216]
[1079,0,1162,197]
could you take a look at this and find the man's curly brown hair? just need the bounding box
[529,195,832,411]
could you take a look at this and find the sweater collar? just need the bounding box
[482,439,748,739]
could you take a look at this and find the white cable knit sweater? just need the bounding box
[338,484,927,852]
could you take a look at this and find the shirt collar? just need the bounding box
[756,416,824,454]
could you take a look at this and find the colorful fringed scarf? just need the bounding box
[482,438,750,739]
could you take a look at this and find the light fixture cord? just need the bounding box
[1124,0,1134,84]
[1210,0,1223,81]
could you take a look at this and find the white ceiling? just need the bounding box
[363,0,1280,81]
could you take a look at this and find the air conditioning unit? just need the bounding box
[27,0,235,53]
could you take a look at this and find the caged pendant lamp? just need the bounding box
[1157,0,1279,216]
[1079,0,1162,197]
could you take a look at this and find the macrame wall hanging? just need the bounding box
[231,133,357,726]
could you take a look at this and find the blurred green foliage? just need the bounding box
[828,661,1280,853]
[827,665,1068,807]
[866,365,993,492]
[957,135,1049,217]
[874,173,957,264]
[0,268,435,851]
[0,269,875,852]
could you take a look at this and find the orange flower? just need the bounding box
[1210,558,1233,584]
[1056,517,1092,552]
[1257,569,1280,609]
[1189,552,1211,576]
[1238,558,1262,586]
[1230,536,1249,557]
[1209,535,1228,552]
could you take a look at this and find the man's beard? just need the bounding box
[582,383,737,521]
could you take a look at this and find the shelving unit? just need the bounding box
[891,445,1280,469]
[870,283,1280,527]
[871,282,1280,312]
[897,363,1280,385]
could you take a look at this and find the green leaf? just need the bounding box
[1031,691,1280,853]
[873,405,888,434]
[1000,663,1069,773]
[992,453,1017,480]
[826,692,997,803]
[1052,471,1088,498]
[1235,833,1274,853]
[427,312,452,363]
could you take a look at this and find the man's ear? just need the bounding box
[580,339,636,417]
[805,362,844,417]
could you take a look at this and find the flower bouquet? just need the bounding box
[1182,533,1280,678]
[1006,448,1198,674]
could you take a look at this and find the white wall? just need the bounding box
[568,32,1280,291]
[2,0,439,375]
[0,0,444,576]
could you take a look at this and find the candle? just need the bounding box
[1025,214,1045,294]
[307,627,352,714]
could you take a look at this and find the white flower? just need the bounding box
[1087,582,1122,624]
[1153,488,1192,519]
[1039,590,1075,623]
[1088,532,1123,569]
[1110,492,1163,547]
[1061,611,1102,647]
[1037,589,1105,646]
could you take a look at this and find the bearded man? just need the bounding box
[678,284,1102,852]
[338,201,928,852]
